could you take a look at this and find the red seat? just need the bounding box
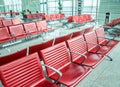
[72,29,85,38]
[0,48,27,66]
[8,24,26,39]
[0,27,11,44]
[29,39,54,58]
[54,33,72,45]
[23,22,38,35]
[2,19,13,26]
[0,53,59,87]
[40,42,92,87]
[67,35,104,68]
[11,18,21,25]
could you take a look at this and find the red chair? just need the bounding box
[23,22,38,36]
[29,39,54,58]
[72,29,85,38]
[44,15,50,20]
[84,30,115,61]
[68,16,73,22]
[73,16,79,23]
[60,13,65,19]
[82,14,87,23]
[67,35,104,68]
[95,28,119,48]
[8,24,26,39]
[54,33,72,45]
[24,14,32,18]
[0,27,11,44]
[2,19,13,26]
[87,14,92,22]
[78,15,84,24]
[11,18,21,25]
[56,14,60,20]
[0,53,59,87]
[36,20,50,32]
[0,48,27,66]
[32,14,37,18]
[40,42,92,87]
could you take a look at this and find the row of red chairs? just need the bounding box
[68,14,94,24]
[0,18,21,27]
[24,13,45,19]
[44,13,65,21]
[0,20,52,44]
[0,12,19,15]
[104,18,120,26]
[0,28,119,87]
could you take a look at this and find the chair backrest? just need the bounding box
[72,29,85,38]
[67,35,87,62]
[38,20,48,32]
[0,27,11,44]
[95,28,105,44]
[60,13,65,19]
[32,14,37,18]
[12,18,21,25]
[36,20,48,31]
[0,48,27,66]
[54,33,72,45]
[78,15,84,24]
[84,31,98,51]
[29,39,54,58]
[40,42,70,76]
[0,53,45,87]
[23,22,38,35]
[2,19,13,26]
[8,24,26,39]
[82,14,87,23]
[73,16,78,23]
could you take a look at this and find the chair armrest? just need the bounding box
[42,64,62,83]
[69,50,87,64]
[85,41,101,53]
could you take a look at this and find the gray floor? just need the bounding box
[0,22,120,87]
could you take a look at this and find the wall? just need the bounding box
[98,0,120,24]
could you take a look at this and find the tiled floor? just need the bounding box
[0,22,120,87]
